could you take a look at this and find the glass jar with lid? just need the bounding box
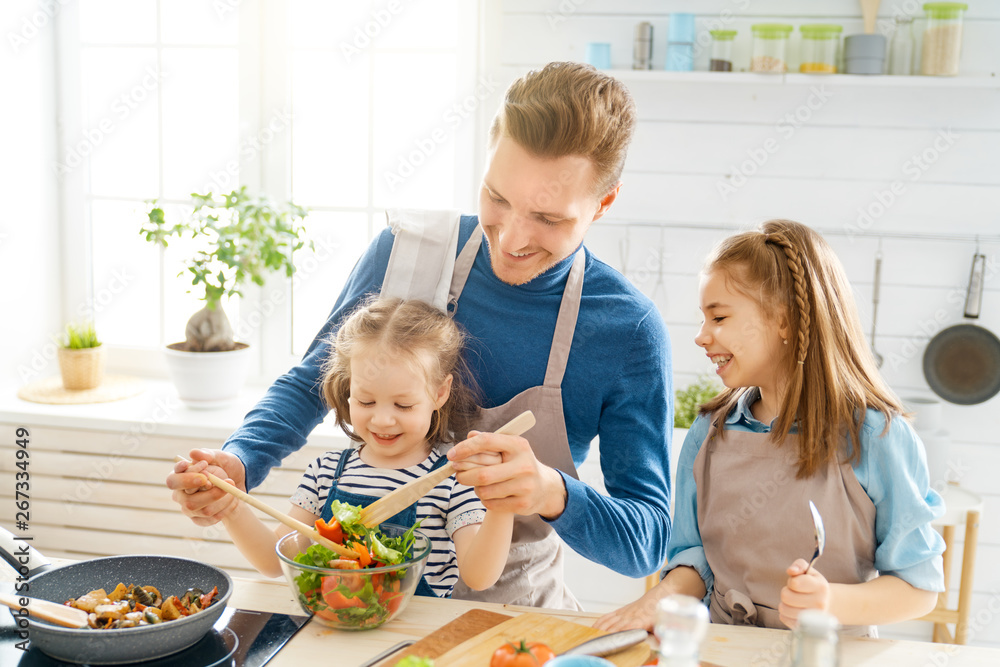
[921,2,968,75]
[800,24,843,73]
[751,24,793,73]
[709,30,737,71]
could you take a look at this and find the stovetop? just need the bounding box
[0,607,311,667]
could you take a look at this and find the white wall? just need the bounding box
[0,1,62,386]
[486,0,1000,646]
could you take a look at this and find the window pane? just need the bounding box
[160,48,240,199]
[291,51,369,208]
[378,0,459,50]
[289,0,376,51]
[79,0,157,44]
[90,199,160,345]
[81,47,160,198]
[160,0,238,45]
[291,211,370,356]
[371,52,457,209]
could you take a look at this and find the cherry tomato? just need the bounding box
[489,639,556,667]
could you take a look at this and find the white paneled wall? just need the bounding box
[486,0,1000,646]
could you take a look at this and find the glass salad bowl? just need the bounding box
[275,524,430,630]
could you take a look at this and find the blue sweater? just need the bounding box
[223,216,673,577]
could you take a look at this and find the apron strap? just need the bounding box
[332,447,352,482]
[447,226,483,318]
[544,250,586,388]
[381,209,462,313]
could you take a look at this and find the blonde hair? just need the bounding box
[322,297,480,447]
[488,61,636,196]
[700,220,903,478]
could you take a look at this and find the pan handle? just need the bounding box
[964,254,986,319]
[0,525,52,579]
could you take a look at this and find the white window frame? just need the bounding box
[54,0,484,384]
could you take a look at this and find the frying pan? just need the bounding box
[923,253,1000,405]
[0,526,233,664]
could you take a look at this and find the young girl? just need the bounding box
[188,297,512,597]
[597,220,944,636]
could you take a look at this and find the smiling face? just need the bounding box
[695,268,790,403]
[348,343,452,468]
[478,134,619,286]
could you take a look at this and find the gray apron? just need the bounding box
[382,214,583,609]
[693,414,878,637]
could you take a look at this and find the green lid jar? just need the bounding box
[800,24,843,73]
[751,24,793,72]
[921,2,967,75]
[709,30,737,71]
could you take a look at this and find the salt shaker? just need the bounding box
[654,594,709,667]
[633,22,653,70]
[790,610,840,667]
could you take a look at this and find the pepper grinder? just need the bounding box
[633,22,653,69]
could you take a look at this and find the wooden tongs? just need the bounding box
[175,455,359,560]
[358,410,536,528]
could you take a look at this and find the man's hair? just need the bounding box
[488,62,637,195]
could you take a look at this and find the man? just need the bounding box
[168,62,673,609]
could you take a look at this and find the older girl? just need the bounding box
[597,220,944,636]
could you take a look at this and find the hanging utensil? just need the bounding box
[619,226,631,276]
[870,245,884,368]
[651,227,668,313]
[805,500,826,574]
[923,251,1000,405]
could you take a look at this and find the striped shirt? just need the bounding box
[290,447,485,598]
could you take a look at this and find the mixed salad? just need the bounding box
[292,500,420,629]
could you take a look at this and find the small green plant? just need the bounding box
[674,375,723,428]
[61,321,101,349]
[141,186,311,352]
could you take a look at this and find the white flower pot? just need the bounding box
[164,342,251,409]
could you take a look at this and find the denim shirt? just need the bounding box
[667,388,946,596]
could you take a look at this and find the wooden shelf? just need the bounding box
[604,69,1000,88]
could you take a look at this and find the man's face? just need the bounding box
[478,135,618,286]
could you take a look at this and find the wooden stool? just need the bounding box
[919,483,984,645]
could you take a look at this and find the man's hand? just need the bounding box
[779,558,832,628]
[166,448,246,526]
[447,430,567,519]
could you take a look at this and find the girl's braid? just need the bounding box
[766,233,810,365]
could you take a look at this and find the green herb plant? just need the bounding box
[140,186,311,352]
[674,375,723,428]
[61,321,101,349]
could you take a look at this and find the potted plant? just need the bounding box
[674,374,724,451]
[141,187,310,407]
[57,321,105,390]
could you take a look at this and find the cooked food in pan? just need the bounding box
[65,582,219,629]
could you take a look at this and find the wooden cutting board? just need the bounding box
[432,612,651,667]
[376,609,513,666]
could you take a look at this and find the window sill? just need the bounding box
[0,377,348,448]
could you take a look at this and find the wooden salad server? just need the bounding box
[358,410,536,528]
[174,455,359,560]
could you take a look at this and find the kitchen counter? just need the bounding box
[4,562,999,666]
[223,575,1000,666]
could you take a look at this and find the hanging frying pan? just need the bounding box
[923,253,1000,405]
